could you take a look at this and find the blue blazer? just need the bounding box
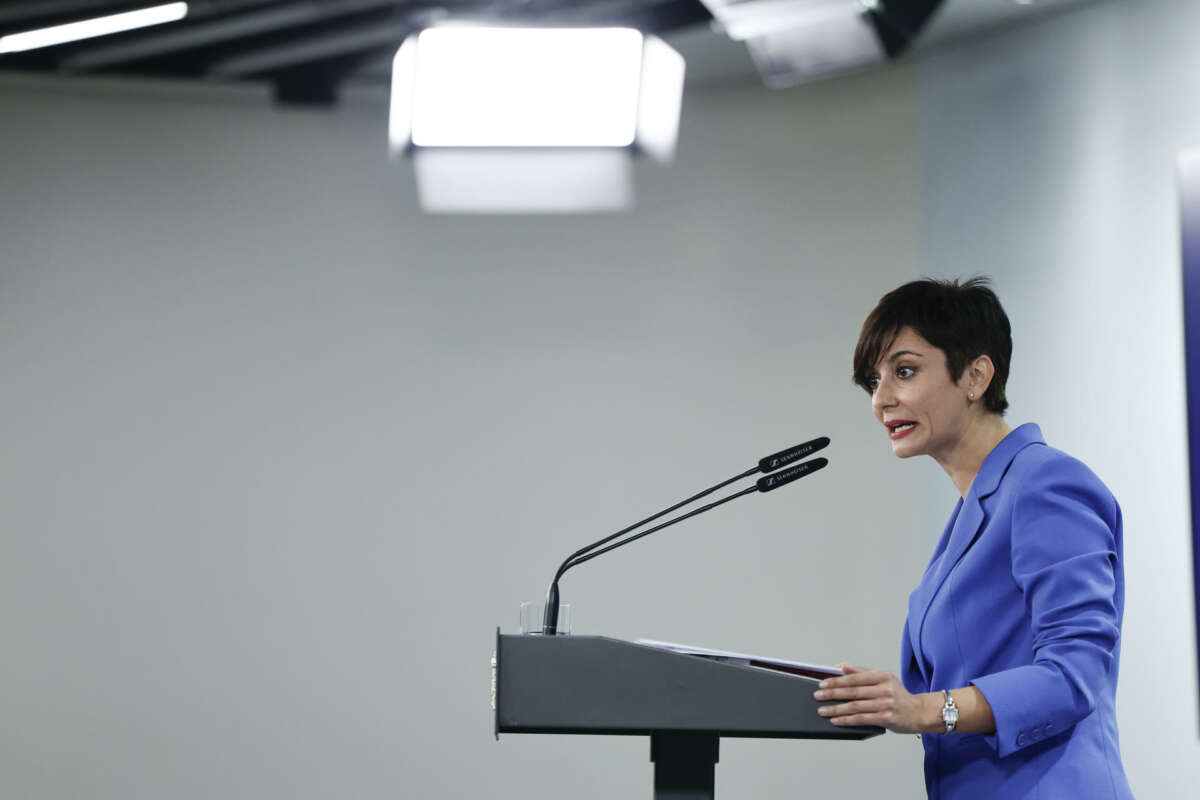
[901,423,1133,799]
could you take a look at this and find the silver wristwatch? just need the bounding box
[941,689,959,734]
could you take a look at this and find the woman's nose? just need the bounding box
[872,385,895,414]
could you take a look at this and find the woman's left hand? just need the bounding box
[812,663,933,734]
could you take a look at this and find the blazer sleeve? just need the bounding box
[968,455,1122,759]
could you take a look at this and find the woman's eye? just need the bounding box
[897,366,916,379]
[867,377,879,390]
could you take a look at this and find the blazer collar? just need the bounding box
[966,422,1045,502]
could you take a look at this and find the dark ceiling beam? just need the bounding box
[270,44,386,102]
[869,0,945,58]
[206,16,409,77]
[619,0,710,33]
[0,0,129,26]
[60,0,399,70]
[554,0,707,32]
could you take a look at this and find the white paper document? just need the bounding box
[635,639,844,680]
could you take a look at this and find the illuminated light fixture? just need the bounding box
[0,3,189,54]
[699,0,944,88]
[405,27,643,148]
[389,26,685,214]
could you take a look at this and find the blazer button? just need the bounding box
[1031,726,1042,741]
[1016,733,1027,747]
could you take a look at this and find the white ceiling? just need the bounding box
[662,0,1106,88]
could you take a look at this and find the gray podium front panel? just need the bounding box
[495,633,883,740]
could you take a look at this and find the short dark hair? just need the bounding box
[852,277,1012,415]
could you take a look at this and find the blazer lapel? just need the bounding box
[906,423,1047,682]
[906,498,959,685]
[925,494,987,618]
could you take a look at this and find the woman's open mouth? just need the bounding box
[888,421,918,440]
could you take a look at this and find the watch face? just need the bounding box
[945,708,959,724]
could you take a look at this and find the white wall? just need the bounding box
[915,0,1200,794]
[6,1,1197,795]
[0,67,928,798]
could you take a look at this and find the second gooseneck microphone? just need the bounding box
[541,436,830,635]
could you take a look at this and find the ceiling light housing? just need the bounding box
[388,26,686,213]
[701,0,945,88]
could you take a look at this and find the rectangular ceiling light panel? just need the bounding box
[396,27,645,148]
[0,2,188,53]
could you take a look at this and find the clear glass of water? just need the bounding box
[520,601,571,635]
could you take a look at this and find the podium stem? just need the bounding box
[650,732,719,800]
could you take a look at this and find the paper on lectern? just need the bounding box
[634,639,844,681]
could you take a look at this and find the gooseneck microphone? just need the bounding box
[541,437,830,635]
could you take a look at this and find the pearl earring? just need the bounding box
[969,392,975,401]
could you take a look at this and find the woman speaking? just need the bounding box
[813,278,1134,798]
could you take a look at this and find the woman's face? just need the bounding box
[868,326,971,459]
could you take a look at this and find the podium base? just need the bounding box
[651,732,719,799]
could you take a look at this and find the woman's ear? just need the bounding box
[970,355,996,398]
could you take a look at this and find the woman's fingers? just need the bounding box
[817,698,895,720]
[814,682,890,701]
[826,712,884,727]
[814,667,904,727]
[811,667,919,733]
[818,669,890,689]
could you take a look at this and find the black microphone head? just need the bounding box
[756,456,828,492]
[759,436,830,474]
